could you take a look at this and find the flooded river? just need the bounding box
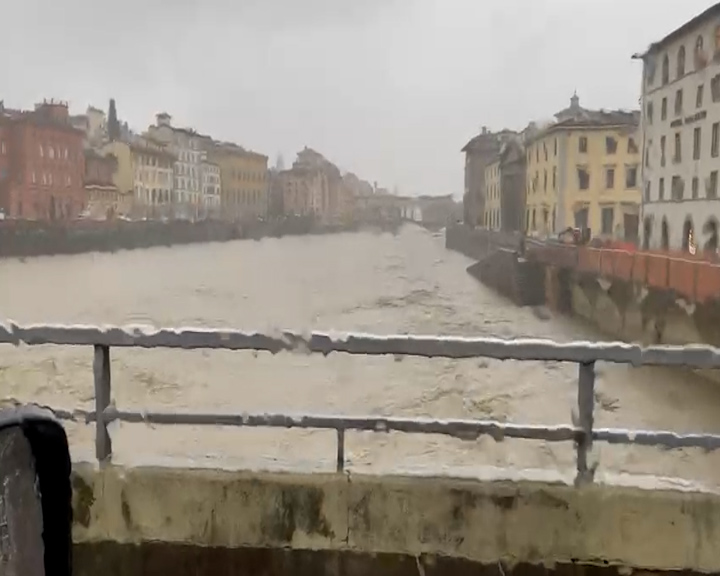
[2,225,720,485]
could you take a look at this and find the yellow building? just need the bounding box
[209,143,268,222]
[525,94,642,240]
[483,158,502,230]
[102,138,175,219]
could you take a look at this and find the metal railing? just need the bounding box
[3,321,720,485]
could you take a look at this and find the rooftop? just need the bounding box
[639,2,720,57]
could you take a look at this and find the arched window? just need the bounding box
[661,217,670,250]
[643,216,652,250]
[662,54,670,85]
[677,45,686,77]
[703,217,719,253]
[695,35,707,69]
[682,216,694,252]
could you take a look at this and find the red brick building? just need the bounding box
[0,100,86,221]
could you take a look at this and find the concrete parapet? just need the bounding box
[72,463,720,574]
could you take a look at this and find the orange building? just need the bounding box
[0,100,85,220]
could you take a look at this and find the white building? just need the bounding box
[639,3,720,252]
[201,159,222,218]
[146,113,204,220]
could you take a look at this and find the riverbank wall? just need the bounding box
[445,225,717,354]
[71,462,720,575]
[0,217,400,259]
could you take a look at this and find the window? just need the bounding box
[645,182,651,202]
[713,122,720,157]
[662,54,669,84]
[712,74,720,102]
[672,175,684,200]
[696,35,707,69]
[577,167,590,190]
[677,45,686,77]
[578,136,588,153]
[697,85,704,108]
[660,135,666,166]
[710,171,719,199]
[647,101,653,124]
[605,167,615,189]
[536,147,539,162]
[659,177,665,200]
[646,58,656,85]
[694,127,702,160]
[543,142,548,161]
[674,132,682,163]
[39,144,44,157]
[606,136,618,154]
[628,137,639,154]
[48,146,55,159]
[601,207,614,235]
[626,165,638,188]
[692,176,699,199]
[675,89,683,115]
[31,171,36,184]
[661,97,667,120]
[543,170,547,191]
[552,166,556,189]
[554,139,558,156]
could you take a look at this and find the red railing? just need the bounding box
[529,243,720,304]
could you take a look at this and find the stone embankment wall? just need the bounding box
[70,463,720,575]
[445,225,520,260]
[446,226,544,306]
[0,217,377,259]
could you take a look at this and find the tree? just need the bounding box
[108,99,120,142]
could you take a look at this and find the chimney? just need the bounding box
[481,126,488,135]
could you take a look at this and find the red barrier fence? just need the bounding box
[529,244,720,304]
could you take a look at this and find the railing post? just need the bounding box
[93,345,112,463]
[336,429,345,472]
[575,361,595,486]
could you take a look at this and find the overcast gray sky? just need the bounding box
[2,0,714,196]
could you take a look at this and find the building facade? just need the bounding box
[526,95,641,240]
[207,142,268,222]
[484,159,501,230]
[639,3,720,252]
[278,167,329,218]
[497,138,528,234]
[146,113,204,220]
[84,150,124,219]
[0,100,85,221]
[103,138,175,219]
[200,160,221,219]
[461,127,512,227]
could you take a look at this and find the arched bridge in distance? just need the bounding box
[2,321,720,576]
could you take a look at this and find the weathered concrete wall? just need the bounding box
[71,463,720,574]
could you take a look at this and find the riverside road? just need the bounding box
[2,225,720,485]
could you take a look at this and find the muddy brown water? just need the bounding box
[1,225,720,485]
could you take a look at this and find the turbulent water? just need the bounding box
[2,225,720,485]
